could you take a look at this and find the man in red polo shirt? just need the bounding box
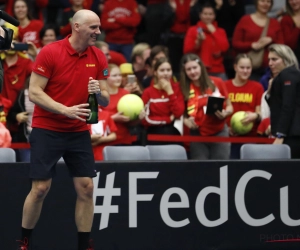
[17,9,109,250]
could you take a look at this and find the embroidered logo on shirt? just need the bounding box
[103,68,108,76]
[37,65,45,73]
[86,64,95,67]
[284,81,291,86]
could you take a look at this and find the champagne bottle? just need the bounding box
[86,93,98,124]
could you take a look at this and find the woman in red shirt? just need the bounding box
[224,54,264,159]
[101,0,141,62]
[13,0,44,48]
[141,57,185,144]
[281,0,300,62]
[183,2,229,81]
[180,53,233,160]
[6,0,48,22]
[232,0,284,81]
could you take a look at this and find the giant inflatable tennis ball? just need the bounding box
[230,111,253,135]
[117,94,144,120]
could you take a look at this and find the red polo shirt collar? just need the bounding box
[64,34,88,57]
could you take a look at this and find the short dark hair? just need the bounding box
[254,0,273,11]
[199,1,216,14]
[149,45,169,65]
[39,23,59,40]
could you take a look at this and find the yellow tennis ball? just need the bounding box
[230,111,253,135]
[117,94,144,120]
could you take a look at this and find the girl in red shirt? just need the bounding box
[180,53,233,160]
[14,0,44,48]
[183,2,229,80]
[101,64,132,145]
[224,54,264,158]
[141,57,185,144]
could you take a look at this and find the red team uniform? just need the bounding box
[101,0,141,45]
[141,82,185,127]
[2,56,33,105]
[280,15,300,51]
[101,88,132,145]
[18,20,44,48]
[224,79,264,136]
[32,35,108,132]
[232,15,284,68]
[187,77,229,136]
[184,22,229,74]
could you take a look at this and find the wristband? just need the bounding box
[276,132,285,139]
[96,90,101,96]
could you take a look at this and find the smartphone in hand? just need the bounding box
[127,74,136,84]
[197,27,203,33]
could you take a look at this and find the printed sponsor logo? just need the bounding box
[284,81,291,85]
[103,69,109,76]
[93,166,300,230]
[37,65,45,73]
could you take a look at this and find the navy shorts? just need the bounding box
[29,128,96,179]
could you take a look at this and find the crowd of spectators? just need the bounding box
[1,0,300,161]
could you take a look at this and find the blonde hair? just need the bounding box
[179,53,215,101]
[268,44,299,69]
[131,43,150,62]
[94,41,109,49]
[108,63,119,73]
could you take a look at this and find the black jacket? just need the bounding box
[267,66,300,137]
[7,89,29,142]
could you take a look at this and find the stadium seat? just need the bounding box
[103,146,150,161]
[146,144,188,160]
[240,144,291,159]
[0,148,16,162]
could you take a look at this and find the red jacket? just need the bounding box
[101,0,141,44]
[187,76,228,136]
[280,14,300,51]
[183,21,229,73]
[170,0,191,34]
[232,15,284,68]
[141,82,185,127]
